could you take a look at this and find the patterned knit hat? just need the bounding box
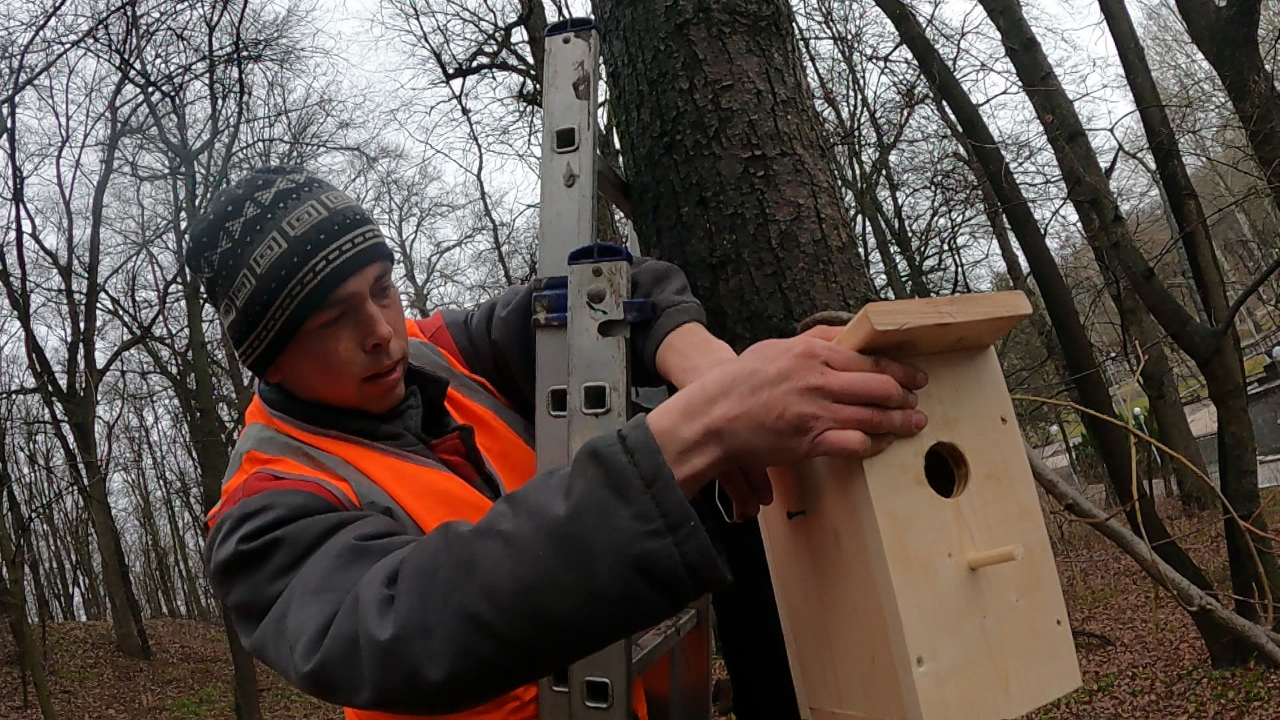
[185,166,394,376]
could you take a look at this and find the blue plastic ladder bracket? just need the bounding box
[532,245,652,327]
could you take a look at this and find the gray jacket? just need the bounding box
[204,257,732,716]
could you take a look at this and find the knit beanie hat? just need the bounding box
[185,166,395,376]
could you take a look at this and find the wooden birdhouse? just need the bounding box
[759,290,1081,720]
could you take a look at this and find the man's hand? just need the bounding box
[646,323,928,503]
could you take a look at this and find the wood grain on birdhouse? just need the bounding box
[760,290,1082,720]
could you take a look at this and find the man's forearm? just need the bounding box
[207,416,730,715]
[654,322,739,390]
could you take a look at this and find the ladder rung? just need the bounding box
[596,154,632,219]
[631,606,700,674]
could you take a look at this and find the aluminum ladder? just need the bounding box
[532,15,713,720]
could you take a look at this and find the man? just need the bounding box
[191,166,928,719]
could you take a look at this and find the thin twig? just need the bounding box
[1024,439,1280,662]
[1217,251,1280,339]
[1016,393,1278,620]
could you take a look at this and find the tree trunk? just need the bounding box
[857,181,911,299]
[65,410,152,659]
[1,485,57,719]
[1097,0,1228,513]
[24,543,53,630]
[937,99,1069,389]
[803,50,912,300]
[70,502,105,622]
[184,268,263,720]
[44,514,77,621]
[878,172,931,298]
[1170,0,1280,217]
[975,0,1280,655]
[162,474,208,620]
[872,0,1243,664]
[598,0,876,351]
[1212,353,1280,625]
[1135,335,1215,511]
[3,76,152,657]
[597,2,883,716]
[14,496,55,630]
[1088,242,1213,517]
[135,459,180,619]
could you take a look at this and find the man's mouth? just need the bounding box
[365,358,405,384]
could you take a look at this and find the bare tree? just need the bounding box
[1,22,153,658]
[0,404,57,720]
[94,1,348,714]
[870,0,1242,662]
[975,0,1280,659]
[1169,0,1280,220]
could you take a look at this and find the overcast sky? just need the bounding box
[303,0,1146,240]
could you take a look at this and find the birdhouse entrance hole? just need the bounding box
[924,442,969,498]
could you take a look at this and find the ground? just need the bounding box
[3,492,1280,719]
[0,620,340,719]
[1017,488,1280,720]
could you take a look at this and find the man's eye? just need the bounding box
[374,283,392,300]
[321,311,345,328]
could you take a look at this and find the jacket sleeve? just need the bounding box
[205,414,731,716]
[434,257,706,418]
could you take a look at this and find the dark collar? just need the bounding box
[258,365,456,453]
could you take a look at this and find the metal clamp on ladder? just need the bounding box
[534,16,713,720]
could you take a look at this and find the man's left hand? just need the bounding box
[654,322,775,521]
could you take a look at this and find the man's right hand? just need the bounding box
[645,325,929,501]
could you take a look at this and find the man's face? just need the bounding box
[264,261,409,415]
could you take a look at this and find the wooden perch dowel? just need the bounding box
[968,544,1025,570]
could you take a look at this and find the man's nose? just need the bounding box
[364,303,393,349]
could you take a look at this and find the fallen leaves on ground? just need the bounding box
[0,619,342,719]
[1021,491,1280,720]
[4,493,1280,719]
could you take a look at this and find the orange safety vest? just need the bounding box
[209,319,647,720]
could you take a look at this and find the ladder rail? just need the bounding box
[534,17,712,720]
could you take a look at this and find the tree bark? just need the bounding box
[598,0,877,351]
[596,2,883,716]
[873,0,1243,664]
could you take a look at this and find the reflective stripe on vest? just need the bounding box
[209,319,646,720]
